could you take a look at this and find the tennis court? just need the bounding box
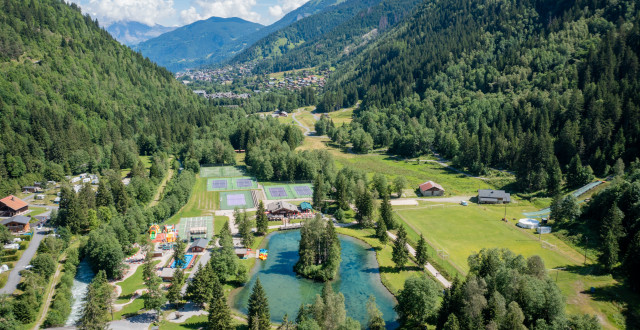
[264,184,314,200]
[207,177,258,191]
[177,216,214,240]
[200,166,247,178]
[220,191,255,210]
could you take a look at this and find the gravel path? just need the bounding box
[387,231,452,288]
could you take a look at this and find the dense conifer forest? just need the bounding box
[321,0,639,193]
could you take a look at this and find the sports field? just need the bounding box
[200,166,246,178]
[219,190,255,210]
[178,216,214,240]
[263,183,314,200]
[206,177,259,191]
[395,203,631,328]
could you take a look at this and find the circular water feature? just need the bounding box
[232,230,398,328]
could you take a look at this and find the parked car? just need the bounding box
[460,201,469,206]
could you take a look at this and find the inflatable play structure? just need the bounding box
[259,249,268,260]
[517,218,540,229]
[149,224,160,240]
[149,224,178,243]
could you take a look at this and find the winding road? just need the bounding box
[0,228,47,295]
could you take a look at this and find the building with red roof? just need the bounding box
[419,181,445,196]
[0,195,29,217]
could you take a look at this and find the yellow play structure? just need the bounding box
[149,224,160,240]
[149,224,178,243]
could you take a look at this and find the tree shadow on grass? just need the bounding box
[562,264,640,329]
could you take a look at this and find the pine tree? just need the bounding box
[392,225,409,269]
[248,278,270,330]
[143,272,165,321]
[207,275,232,330]
[599,204,624,272]
[173,239,186,268]
[355,185,374,227]
[142,244,155,282]
[187,264,214,307]
[376,219,388,245]
[367,296,386,330]
[415,234,428,267]
[238,210,254,248]
[624,232,640,292]
[256,200,269,235]
[313,173,326,211]
[379,193,395,229]
[167,269,185,307]
[79,270,111,330]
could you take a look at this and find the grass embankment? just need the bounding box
[394,202,635,329]
[166,176,218,225]
[116,260,161,303]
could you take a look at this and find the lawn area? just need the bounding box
[166,176,218,225]
[327,107,354,126]
[116,260,161,303]
[214,215,229,236]
[395,202,635,329]
[159,315,245,329]
[113,297,144,320]
[28,206,47,217]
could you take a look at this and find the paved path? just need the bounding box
[291,111,312,136]
[0,228,47,295]
[387,231,452,288]
[109,311,156,330]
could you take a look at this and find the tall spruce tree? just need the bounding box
[173,239,187,268]
[207,275,232,330]
[167,269,185,307]
[376,219,388,245]
[392,225,409,269]
[256,200,269,235]
[248,278,270,330]
[143,272,166,321]
[415,234,428,267]
[79,270,111,329]
[379,193,395,229]
[313,173,326,211]
[599,204,624,272]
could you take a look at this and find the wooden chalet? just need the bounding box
[0,195,28,217]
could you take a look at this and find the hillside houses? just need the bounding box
[0,195,28,217]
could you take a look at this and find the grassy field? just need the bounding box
[327,107,354,126]
[394,202,634,329]
[166,176,218,225]
[116,260,161,303]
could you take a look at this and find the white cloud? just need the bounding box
[180,0,261,24]
[268,0,306,19]
[82,0,176,26]
[268,5,282,17]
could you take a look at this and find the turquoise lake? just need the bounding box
[232,230,398,328]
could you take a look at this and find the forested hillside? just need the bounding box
[239,0,422,74]
[135,17,264,72]
[0,0,254,196]
[230,0,383,69]
[322,0,640,192]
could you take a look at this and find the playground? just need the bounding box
[200,166,246,178]
[219,190,255,210]
[206,176,259,191]
[264,183,314,200]
[149,224,179,243]
[177,216,214,241]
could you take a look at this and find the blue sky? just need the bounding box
[69,0,310,27]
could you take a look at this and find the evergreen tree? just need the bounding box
[313,173,326,211]
[376,219,388,245]
[79,270,111,330]
[367,296,386,330]
[379,193,395,229]
[256,200,269,235]
[355,184,374,227]
[143,272,165,321]
[142,244,155,282]
[415,234,428,267]
[624,232,640,292]
[442,314,460,330]
[167,269,185,307]
[173,239,187,268]
[248,278,271,330]
[392,225,409,269]
[295,215,341,280]
[238,210,254,248]
[207,275,232,330]
[599,204,624,272]
[187,264,215,307]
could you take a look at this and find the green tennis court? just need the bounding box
[177,216,214,240]
[200,166,247,178]
[207,177,258,191]
[264,184,314,199]
[219,190,255,210]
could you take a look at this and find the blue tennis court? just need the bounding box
[236,179,253,188]
[269,187,287,197]
[294,186,312,196]
[227,193,247,206]
[212,180,228,189]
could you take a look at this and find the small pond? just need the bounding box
[232,230,398,328]
[65,259,95,326]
